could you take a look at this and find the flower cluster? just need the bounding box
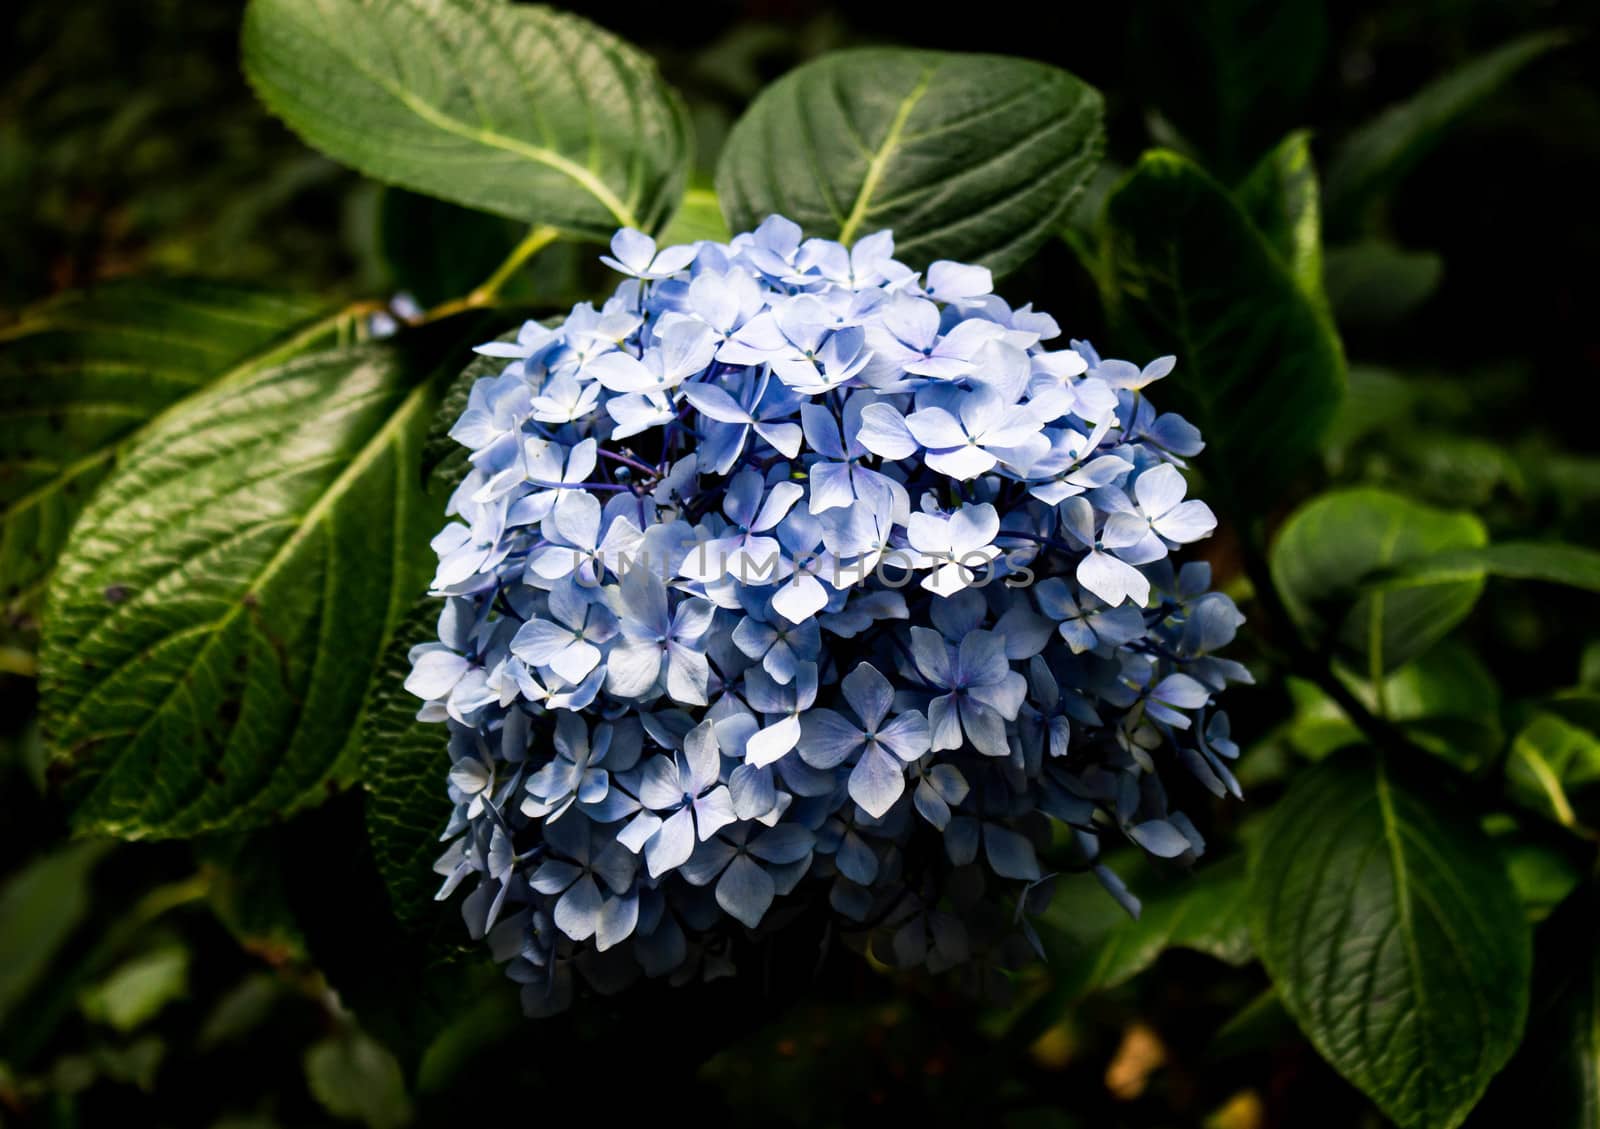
[406,217,1249,1014]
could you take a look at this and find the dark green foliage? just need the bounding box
[2,2,1595,1126]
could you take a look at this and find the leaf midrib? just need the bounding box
[298,0,639,231]
[62,367,435,825]
[836,64,935,246]
[1375,756,1442,1112]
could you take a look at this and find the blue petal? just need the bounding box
[716,855,776,929]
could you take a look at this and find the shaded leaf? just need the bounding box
[1270,487,1486,675]
[1099,150,1345,513]
[1279,642,1502,770]
[1375,541,1600,595]
[273,793,496,1071]
[305,1027,414,1129]
[0,280,329,612]
[1249,748,1530,1129]
[1207,989,1296,1063]
[363,594,452,929]
[1505,711,1600,833]
[0,841,111,1028]
[717,48,1103,277]
[243,0,691,238]
[1323,241,1442,327]
[1325,31,1567,234]
[378,190,523,308]
[1235,130,1324,303]
[1470,883,1600,1128]
[1492,830,1582,925]
[1042,853,1253,998]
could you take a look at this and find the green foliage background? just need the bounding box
[2,2,1598,1127]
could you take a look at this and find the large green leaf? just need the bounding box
[363,594,452,929]
[242,0,691,238]
[1099,150,1345,512]
[1250,748,1531,1129]
[1270,487,1487,676]
[0,280,328,614]
[1325,32,1567,235]
[715,48,1103,277]
[1470,884,1600,1128]
[38,322,480,838]
[1235,130,1324,304]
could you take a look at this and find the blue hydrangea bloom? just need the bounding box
[406,217,1250,1015]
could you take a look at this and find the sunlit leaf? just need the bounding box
[243,0,691,238]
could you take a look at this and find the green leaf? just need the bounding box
[305,1027,414,1129]
[38,321,481,838]
[1506,711,1600,832]
[1542,692,1600,737]
[198,973,288,1050]
[1042,854,1253,998]
[1208,988,1297,1062]
[658,185,732,246]
[1098,150,1345,512]
[79,944,190,1032]
[1492,831,1581,924]
[363,594,451,928]
[378,189,523,308]
[0,280,328,614]
[197,832,307,959]
[1470,884,1600,1128]
[1006,852,1253,1046]
[1325,31,1567,234]
[1235,130,1325,304]
[242,0,691,239]
[716,48,1103,277]
[0,841,111,1029]
[1270,487,1487,676]
[1249,748,1531,1129]
[271,794,497,1069]
[1375,541,1600,594]
[1323,241,1442,327]
[1321,365,1423,464]
[1280,643,1503,769]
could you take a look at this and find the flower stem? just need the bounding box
[596,448,658,478]
[474,225,562,303]
[422,224,562,321]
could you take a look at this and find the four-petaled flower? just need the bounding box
[799,663,932,817]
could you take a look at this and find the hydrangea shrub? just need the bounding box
[404,216,1248,1013]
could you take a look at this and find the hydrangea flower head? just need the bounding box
[408,216,1249,1014]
